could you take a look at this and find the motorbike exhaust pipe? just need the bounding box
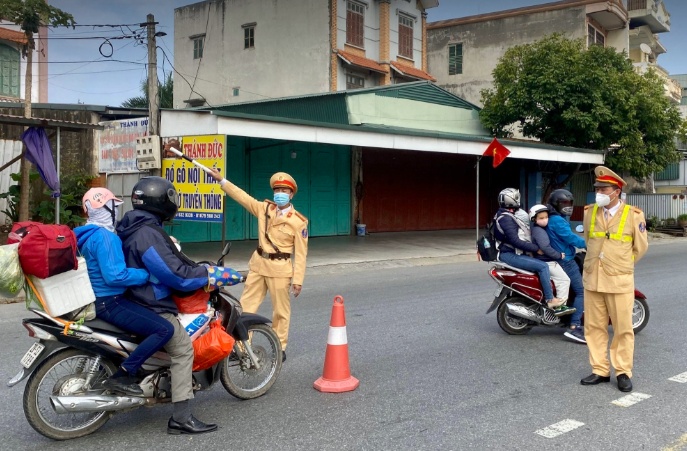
[505,303,541,324]
[50,394,145,414]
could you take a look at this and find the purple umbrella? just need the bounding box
[21,127,60,198]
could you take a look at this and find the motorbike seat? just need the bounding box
[492,262,536,276]
[83,319,132,336]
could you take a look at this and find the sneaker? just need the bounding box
[546,298,565,309]
[564,327,586,344]
[552,305,575,317]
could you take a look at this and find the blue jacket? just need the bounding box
[74,224,149,297]
[115,210,209,314]
[545,207,586,261]
[493,208,539,255]
[531,224,563,262]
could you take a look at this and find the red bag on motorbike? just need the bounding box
[192,320,235,371]
[7,221,78,279]
[173,288,210,314]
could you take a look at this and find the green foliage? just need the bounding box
[480,34,683,180]
[31,172,95,226]
[122,73,174,109]
[0,170,95,227]
[677,213,687,222]
[0,0,74,45]
[0,171,39,224]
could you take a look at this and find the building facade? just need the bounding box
[0,22,48,103]
[173,0,438,108]
[426,0,678,107]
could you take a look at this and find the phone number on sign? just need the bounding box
[176,212,222,220]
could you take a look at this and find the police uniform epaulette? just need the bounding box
[632,206,643,213]
[584,205,591,210]
[295,211,307,222]
[264,200,277,210]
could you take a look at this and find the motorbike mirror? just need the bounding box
[575,225,584,233]
[222,243,231,257]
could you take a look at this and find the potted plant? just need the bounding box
[677,214,687,228]
[666,217,677,226]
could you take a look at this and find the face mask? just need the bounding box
[536,218,548,227]
[595,193,611,208]
[273,192,290,207]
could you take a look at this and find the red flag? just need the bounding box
[482,137,511,168]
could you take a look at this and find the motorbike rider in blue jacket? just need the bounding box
[546,189,587,343]
[74,188,174,397]
[116,176,241,435]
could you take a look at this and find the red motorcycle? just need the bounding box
[485,255,649,335]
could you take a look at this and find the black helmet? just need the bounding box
[548,189,574,217]
[131,176,179,221]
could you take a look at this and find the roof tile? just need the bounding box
[0,27,28,45]
[337,50,388,74]
[390,61,436,82]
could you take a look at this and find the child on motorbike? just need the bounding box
[74,188,175,397]
[528,204,572,313]
[493,188,571,315]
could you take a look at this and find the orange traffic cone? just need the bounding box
[313,295,359,393]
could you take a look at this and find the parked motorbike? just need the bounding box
[486,253,649,335]
[7,243,282,440]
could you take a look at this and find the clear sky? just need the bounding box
[46,0,687,106]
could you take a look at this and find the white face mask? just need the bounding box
[595,193,610,208]
[536,218,548,227]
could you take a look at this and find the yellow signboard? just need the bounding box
[162,135,226,222]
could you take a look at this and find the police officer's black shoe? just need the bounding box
[167,415,218,435]
[580,374,611,385]
[101,375,143,396]
[282,351,286,363]
[617,374,633,392]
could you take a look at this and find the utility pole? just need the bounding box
[144,14,161,176]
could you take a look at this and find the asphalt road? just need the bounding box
[1,239,687,450]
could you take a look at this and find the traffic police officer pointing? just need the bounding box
[209,169,308,362]
[580,166,648,392]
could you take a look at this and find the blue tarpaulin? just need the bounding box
[21,127,60,198]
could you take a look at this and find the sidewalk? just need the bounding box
[181,229,479,275]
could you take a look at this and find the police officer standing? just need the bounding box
[580,166,648,392]
[208,168,308,362]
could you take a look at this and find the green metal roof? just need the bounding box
[205,81,480,126]
[208,109,603,156]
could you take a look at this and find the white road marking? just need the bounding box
[534,419,585,438]
[669,372,687,383]
[612,392,652,407]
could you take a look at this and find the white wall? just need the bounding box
[173,0,331,107]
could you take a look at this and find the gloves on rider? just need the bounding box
[206,266,244,290]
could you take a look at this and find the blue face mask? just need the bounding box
[273,192,290,207]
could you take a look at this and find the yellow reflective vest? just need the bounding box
[582,202,648,293]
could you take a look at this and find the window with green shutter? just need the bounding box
[655,162,679,181]
[448,43,463,75]
[0,44,20,98]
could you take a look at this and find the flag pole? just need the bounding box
[476,156,481,242]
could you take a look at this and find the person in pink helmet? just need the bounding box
[74,188,175,396]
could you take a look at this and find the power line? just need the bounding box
[158,47,213,107]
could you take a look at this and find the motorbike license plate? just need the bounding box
[20,343,45,369]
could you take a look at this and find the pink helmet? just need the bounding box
[82,188,123,213]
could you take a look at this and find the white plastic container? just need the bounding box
[178,310,213,341]
[28,257,96,317]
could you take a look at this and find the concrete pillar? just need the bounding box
[379,0,391,85]
[330,0,338,91]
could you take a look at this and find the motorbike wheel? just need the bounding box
[496,298,534,335]
[221,324,282,400]
[23,348,116,440]
[632,297,650,334]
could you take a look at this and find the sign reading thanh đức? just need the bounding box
[162,135,226,222]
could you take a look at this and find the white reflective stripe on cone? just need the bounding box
[327,326,348,345]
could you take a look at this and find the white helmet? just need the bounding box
[498,188,520,209]
[529,204,549,221]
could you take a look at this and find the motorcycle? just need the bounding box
[486,253,649,336]
[7,243,283,440]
